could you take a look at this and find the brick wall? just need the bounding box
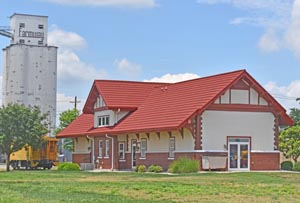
[250,152,280,170]
[72,153,91,165]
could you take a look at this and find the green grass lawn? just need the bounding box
[0,170,300,203]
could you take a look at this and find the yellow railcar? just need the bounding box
[10,136,58,170]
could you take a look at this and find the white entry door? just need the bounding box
[228,138,250,171]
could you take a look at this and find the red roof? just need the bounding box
[57,70,293,138]
[83,80,167,113]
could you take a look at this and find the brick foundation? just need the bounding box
[72,153,91,165]
[73,151,280,171]
[250,152,280,170]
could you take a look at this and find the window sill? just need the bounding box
[97,156,102,159]
[168,157,174,160]
[104,157,109,159]
[139,158,146,160]
[119,159,126,162]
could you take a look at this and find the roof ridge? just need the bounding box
[94,79,169,85]
[171,69,246,85]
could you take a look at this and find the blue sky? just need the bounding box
[0,0,299,114]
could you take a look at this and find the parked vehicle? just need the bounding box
[10,136,58,170]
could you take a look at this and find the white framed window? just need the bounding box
[38,40,43,45]
[38,24,44,29]
[105,139,110,157]
[99,140,103,158]
[119,142,125,160]
[19,39,25,44]
[98,115,109,127]
[169,137,175,158]
[140,139,147,158]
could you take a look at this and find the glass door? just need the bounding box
[228,138,249,170]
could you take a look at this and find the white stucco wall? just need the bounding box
[124,130,194,153]
[74,137,91,153]
[231,89,248,104]
[202,111,275,151]
[220,90,230,104]
[250,88,259,105]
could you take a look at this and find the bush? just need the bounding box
[281,161,293,171]
[135,165,146,173]
[58,162,80,171]
[293,162,300,171]
[148,164,163,173]
[168,157,199,173]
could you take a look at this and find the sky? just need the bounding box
[0,0,300,119]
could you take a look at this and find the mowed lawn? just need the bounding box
[0,170,300,203]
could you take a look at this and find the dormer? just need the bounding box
[94,95,106,109]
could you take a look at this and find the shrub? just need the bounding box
[58,162,80,171]
[293,162,300,171]
[168,157,199,173]
[136,165,146,173]
[281,161,293,171]
[148,164,163,173]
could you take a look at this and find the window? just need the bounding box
[99,140,103,158]
[19,39,25,44]
[119,142,125,159]
[98,116,109,127]
[38,40,43,45]
[169,137,175,158]
[105,139,110,157]
[19,23,25,28]
[140,139,147,158]
[38,24,44,29]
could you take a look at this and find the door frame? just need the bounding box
[228,137,250,171]
[131,139,137,168]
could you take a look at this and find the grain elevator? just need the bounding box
[0,13,57,136]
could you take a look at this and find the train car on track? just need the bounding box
[10,136,58,170]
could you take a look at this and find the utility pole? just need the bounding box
[70,96,81,110]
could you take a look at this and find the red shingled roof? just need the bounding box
[83,80,167,113]
[57,70,293,138]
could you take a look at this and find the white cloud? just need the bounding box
[264,80,300,111]
[284,0,300,57]
[198,0,300,57]
[48,26,86,50]
[58,50,107,82]
[258,29,281,52]
[48,27,106,82]
[144,73,200,83]
[38,0,156,8]
[114,58,141,77]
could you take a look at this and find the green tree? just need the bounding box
[0,104,48,171]
[55,109,79,151]
[289,108,300,126]
[279,125,300,162]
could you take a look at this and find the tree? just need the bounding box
[289,108,300,126]
[279,126,300,162]
[0,104,48,171]
[55,109,79,151]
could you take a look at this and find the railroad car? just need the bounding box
[10,136,58,170]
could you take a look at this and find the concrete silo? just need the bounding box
[1,13,57,136]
